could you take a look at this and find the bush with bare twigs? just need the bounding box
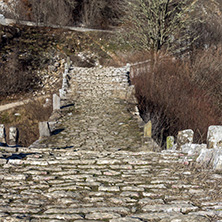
[132,52,221,146]
[0,51,40,97]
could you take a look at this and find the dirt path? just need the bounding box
[2,18,115,33]
[0,95,49,112]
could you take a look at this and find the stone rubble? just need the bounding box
[170,126,222,171]
[0,65,222,221]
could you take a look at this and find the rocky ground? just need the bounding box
[0,65,221,221]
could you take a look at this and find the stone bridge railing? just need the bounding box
[39,57,72,138]
[129,60,151,79]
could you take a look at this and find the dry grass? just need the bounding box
[0,98,52,146]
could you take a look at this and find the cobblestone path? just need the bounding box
[44,66,143,152]
[0,66,222,221]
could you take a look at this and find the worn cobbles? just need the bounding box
[0,150,222,221]
[0,66,222,221]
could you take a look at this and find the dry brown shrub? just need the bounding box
[0,51,40,97]
[132,53,221,146]
[190,47,222,109]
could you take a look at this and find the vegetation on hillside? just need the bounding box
[126,0,222,145]
[6,0,125,28]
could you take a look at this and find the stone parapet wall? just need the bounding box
[169,126,222,171]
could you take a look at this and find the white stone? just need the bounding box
[0,124,6,145]
[211,148,222,171]
[177,129,194,149]
[8,127,18,146]
[181,143,206,156]
[196,148,213,167]
[53,94,60,111]
[207,125,222,149]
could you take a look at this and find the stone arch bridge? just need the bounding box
[0,64,221,221]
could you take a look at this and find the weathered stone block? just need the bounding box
[53,94,60,111]
[39,122,51,138]
[196,148,213,167]
[144,121,152,138]
[177,129,194,149]
[211,148,222,171]
[67,57,71,69]
[0,124,6,145]
[207,125,222,149]
[166,136,174,149]
[9,127,19,146]
[181,143,206,156]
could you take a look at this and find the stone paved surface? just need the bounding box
[0,66,222,221]
[46,66,143,152]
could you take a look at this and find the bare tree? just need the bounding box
[124,0,200,56]
[80,0,106,27]
[76,0,125,28]
[16,0,77,26]
[40,0,77,26]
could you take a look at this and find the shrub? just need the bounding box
[132,53,221,146]
[190,47,222,109]
[0,51,40,97]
